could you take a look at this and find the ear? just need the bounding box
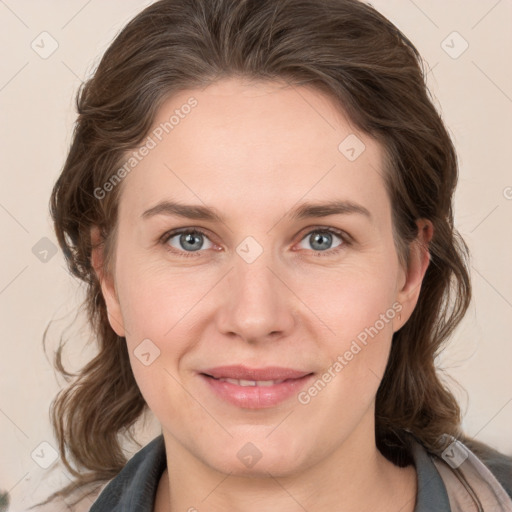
[90,226,126,337]
[394,219,433,331]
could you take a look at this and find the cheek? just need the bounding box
[116,267,203,421]
[297,264,399,394]
[299,256,399,337]
[114,261,218,413]
[115,258,208,340]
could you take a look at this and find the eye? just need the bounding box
[296,227,347,256]
[160,226,350,259]
[162,228,214,257]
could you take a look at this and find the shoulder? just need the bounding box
[462,436,512,500]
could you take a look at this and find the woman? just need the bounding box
[30,0,512,510]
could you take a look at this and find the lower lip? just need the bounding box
[199,373,315,409]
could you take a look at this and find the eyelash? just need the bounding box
[159,226,352,259]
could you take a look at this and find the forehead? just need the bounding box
[117,77,389,224]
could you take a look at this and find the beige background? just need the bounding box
[0,0,511,510]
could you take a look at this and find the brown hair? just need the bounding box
[35,0,480,506]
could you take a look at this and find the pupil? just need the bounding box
[312,232,331,251]
[182,232,202,251]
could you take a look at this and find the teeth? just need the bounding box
[217,378,284,386]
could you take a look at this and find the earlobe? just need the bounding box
[90,226,126,337]
[394,219,433,331]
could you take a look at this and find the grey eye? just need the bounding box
[298,231,343,252]
[167,231,214,252]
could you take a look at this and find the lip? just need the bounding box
[198,366,315,409]
[200,365,312,381]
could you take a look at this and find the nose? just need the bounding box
[215,254,296,344]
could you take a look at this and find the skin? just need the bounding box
[92,77,433,512]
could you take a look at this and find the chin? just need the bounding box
[202,433,310,477]
[211,454,304,478]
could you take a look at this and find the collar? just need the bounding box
[90,435,166,511]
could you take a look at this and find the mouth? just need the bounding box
[198,366,315,408]
[200,365,313,381]
[202,376,300,387]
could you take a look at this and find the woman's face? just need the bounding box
[96,77,429,476]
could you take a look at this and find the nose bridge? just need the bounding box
[216,246,294,341]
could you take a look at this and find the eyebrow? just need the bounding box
[141,199,372,223]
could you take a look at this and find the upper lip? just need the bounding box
[200,365,313,381]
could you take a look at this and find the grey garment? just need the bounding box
[90,435,167,511]
[409,438,453,511]
[89,434,455,511]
